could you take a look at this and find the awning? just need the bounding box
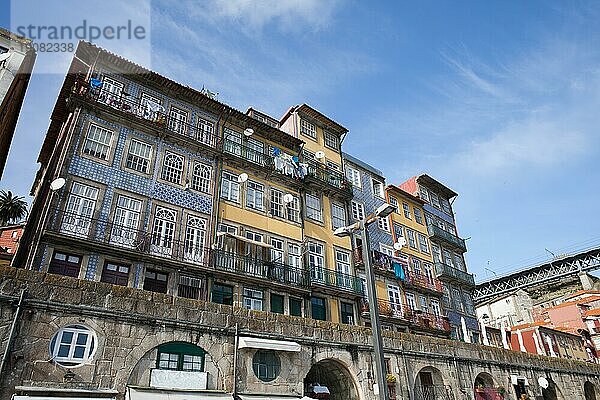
[127,387,232,400]
[217,232,273,248]
[238,336,301,352]
[13,398,115,400]
[238,396,302,400]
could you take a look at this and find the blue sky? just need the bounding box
[2,1,600,281]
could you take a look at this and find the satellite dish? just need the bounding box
[315,151,325,160]
[393,238,406,251]
[49,177,66,191]
[237,173,248,183]
[243,128,254,137]
[538,377,549,389]
[283,193,294,204]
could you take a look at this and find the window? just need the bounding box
[191,162,212,193]
[246,181,264,210]
[331,202,346,229]
[100,262,130,286]
[270,238,284,263]
[372,179,384,198]
[419,295,428,313]
[286,194,301,223]
[306,193,322,222]
[340,302,354,324]
[406,292,416,310]
[442,285,451,309]
[271,293,284,314]
[393,224,404,241]
[406,229,417,249]
[402,202,411,219]
[290,297,302,317]
[388,285,403,315]
[125,139,153,174]
[110,194,142,247]
[308,242,325,282]
[143,269,168,293]
[412,258,422,275]
[196,117,215,145]
[61,182,99,237]
[184,215,207,263]
[454,253,465,271]
[48,251,81,278]
[432,244,442,263]
[246,138,264,165]
[335,250,351,288]
[346,166,361,188]
[444,250,455,267]
[300,119,316,139]
[178,275,205,300]
[288,243,302,270]
[270,188,284,218]
[221,171,240,203]
[430,192,441,209]
[452,288,464,311]
[351,201,365,221]
[212,282,233,305]
[253,350,281,382]
[389,196,399,213]
[224,128,242,155]
[101,77,123,105]
[243,288,263,311]
[50,325,96,366]
[139,92,163,121]
[431,299,441,316]
[311,297,326,320]
[83,123,113,160]
[151,207,177,256]
[168,107,188,135]
[463,293,474,314]
[161,152,185,184]
[324,131,338,149]
[377,216,390,232]
[158,342,205,372]
[441,198,452,214]
[419,187,429,202]
[418,233,430,254]
[414,208,423,224]
[380,244,394,256]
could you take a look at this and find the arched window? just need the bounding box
[161,151,185,184]
[192,162,212,193]
[49,324,97,367]
[157,342,206,372]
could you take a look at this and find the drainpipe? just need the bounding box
[0,289,27,384]
[232,323,239,397]
[400,344,414,400]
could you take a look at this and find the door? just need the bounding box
[184,216,206,263]
[61,182,98,237]
[335,250,352,289]
[110,195,142,247]
[151,207,177,256]
[387,285,403,317]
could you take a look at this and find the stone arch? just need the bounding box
[585,381,597,400]
[542,378,564,400]
[304,357,361,400]
[474,372,501,400]
[413,365,453,400]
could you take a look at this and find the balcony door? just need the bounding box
[151,207,177,257]
[61,182,99,237]
[387,284,403,317]
[110,195,142,248]
[183,216,206,263]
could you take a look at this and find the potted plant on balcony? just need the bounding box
[475,383,485,393]
[386,374,397,399]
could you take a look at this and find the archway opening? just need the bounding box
[542,378,562,400]
[585,381,597,400]
[304,359,359,400]
[413,366,453,400]
[474,372,502,400]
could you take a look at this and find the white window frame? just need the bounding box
[196,117,215,145]
[351,201,365,221]
[377,215,390,232]
[151,206,177,256]
[324,131,338,149]
[389,196,399,213]
[414,207,424,224]
[161,151,185,184]
[372,179,384,198]
[300,119,316,139]
[286,194,301,223]
[306,193,323,222]
[184,215,207,263]
[346,166,361,188]
[62,182,99,237]
[335,249,352,288]
[125,138,153,174]
[82,123,113,161]
[402,202,411,219]
[431,299,441,316]
[110,194,142,247]
[270,188,284,218]
[379,244,394,256]
[246,181,265,211]
[221,171,240,203]
[418,233,430,254]
[308,241,325,282]
[406,292,416,310]
[331,202,346,230]
[243,288,264,311]
[191,162,212,193]
[50,325,97,366]
[406,229,417,249]
[168,106,188,135]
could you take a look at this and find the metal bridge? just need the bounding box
[473,246,600,303]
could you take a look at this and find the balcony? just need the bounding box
[427,225,467,252]
[361,298,412,321]
[310,267,363,294]
[404,272,444,294]
[410,311,451,333]
[70,77,220,149]
[434,262,475,287]
[304,162,353,197]
[212,250,309,289]
[47,209,211,268]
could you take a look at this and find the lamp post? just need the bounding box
[334,203,395,400]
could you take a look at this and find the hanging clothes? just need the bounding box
[392,261,405,281]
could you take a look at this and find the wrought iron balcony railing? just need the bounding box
[434,262,475,287]
[427,224,467,252]
[211,249,309,288]
[410,311,451,332]
[361,298,412,321]
[47,209,211,267]
[414,385,455,400]
[71,77,220,148]
[404,272,444,293]
[311,267,363,294]
[222,139,275,169]
[304,161,353,195]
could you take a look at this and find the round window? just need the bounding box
[252,350,281,382]
[49,324,97,367]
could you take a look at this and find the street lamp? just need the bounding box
[334,202,395,400]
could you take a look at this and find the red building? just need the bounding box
[0,223,24,265]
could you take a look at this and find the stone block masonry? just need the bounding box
[1,265,599,400]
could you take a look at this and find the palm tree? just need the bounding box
[0,190,28,226]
